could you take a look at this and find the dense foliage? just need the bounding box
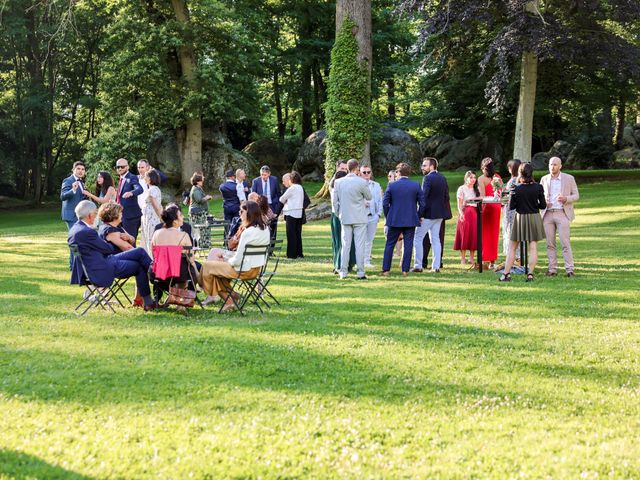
[0,0,638,201]
[324,18,372,180]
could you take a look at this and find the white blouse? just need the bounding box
[279,183,304,219]
[228,226,271,271]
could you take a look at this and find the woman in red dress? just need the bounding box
[477,158,502,268]
[453,171,480,268]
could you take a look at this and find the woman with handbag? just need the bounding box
[199,201,270,311]
[279,171,305,259]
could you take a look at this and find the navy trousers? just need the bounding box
[383,226,415,273]
[109,247,152,297]
[122,216,141,242]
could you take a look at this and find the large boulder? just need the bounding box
[202,146,258,192]
[531,140,574,170]
[622,125,639,149]
[371,128,422,174]
[147,128,257,191]
[293,130,327,179]
[147,130,182,186]
[242,139,291,176]
[612,147,640,168]
[420,134,455,157]
[426,133,504,171]
[293,128,421,177]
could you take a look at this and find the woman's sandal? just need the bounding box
[498,272,512,282]
[526,273,534,282]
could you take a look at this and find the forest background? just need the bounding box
[1,0,639,203]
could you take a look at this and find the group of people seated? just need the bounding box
[68,197,273,313]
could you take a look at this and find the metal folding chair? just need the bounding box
[217,244,270,315]
[69,244,128,316]
[151,246,204,311]
[252,239,283,309]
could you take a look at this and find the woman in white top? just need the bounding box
[199,201,271,312]
[141,169,163,255]
[279,171,305,259]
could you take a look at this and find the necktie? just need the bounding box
[263,180,270,203]
[116,176,123,203]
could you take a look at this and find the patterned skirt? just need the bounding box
[511,212,545,242]
[189,211,211,248]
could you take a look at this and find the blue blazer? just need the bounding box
[251,176,281,207]
[422,171,452,220]
[60,174,85,222]
[383,177,425,228]
[68,221,120,287]
[117,172,143,220]
[219,181,241,210]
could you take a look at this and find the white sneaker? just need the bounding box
[365,263,374,268]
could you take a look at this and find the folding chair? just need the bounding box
[69,244,128,316]
[252,239,283,309]
[217,244,270,315]
[208,220,230,249]
[151,245,204,311]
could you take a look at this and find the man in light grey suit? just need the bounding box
[334,159,372,280]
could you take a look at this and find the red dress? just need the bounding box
[453,186,478,251]
[482,176,501,262]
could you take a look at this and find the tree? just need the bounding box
[320,0,372,198]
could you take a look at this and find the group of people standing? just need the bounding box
[329,154,579,281]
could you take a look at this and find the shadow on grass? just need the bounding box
[0,449,96,480]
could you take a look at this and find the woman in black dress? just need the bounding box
[499,163,547,282]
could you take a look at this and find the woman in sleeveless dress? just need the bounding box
[477,157,502,268]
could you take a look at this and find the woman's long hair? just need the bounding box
[242,200,266,230]
[464,171,481,197]
[95,171,114,197]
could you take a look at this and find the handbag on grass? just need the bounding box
[167,286,196,307]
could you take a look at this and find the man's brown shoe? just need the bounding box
[409,267,423,273]
[544,271,557,277]
[566,272,575,278]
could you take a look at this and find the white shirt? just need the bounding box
[228,226,271,271]
[549,173,562,209]
[262,179,272,204]
[236,180,246,202]
[138,176,149,210]
[279,183,304,219]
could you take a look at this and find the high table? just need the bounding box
[465,197,528,274]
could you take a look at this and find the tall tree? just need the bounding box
[320,0,372,198]
[170,0,203,185]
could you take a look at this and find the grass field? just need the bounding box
[0,171,639,479]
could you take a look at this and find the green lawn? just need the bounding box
[0,171,639,479]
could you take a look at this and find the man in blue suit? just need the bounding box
[68,200,156,310]
[413,157,450,272]
[219,170,241,222]
[251,165,282,214]
[60,161,87,231]
[382,163,426,276]
[115,158,143,241]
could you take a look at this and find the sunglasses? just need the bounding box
[116,165,127,169]
[362,171,372,174]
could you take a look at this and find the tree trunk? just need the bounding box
[335,0,372,166]
[614,97,626,149]
[312,60,326,130]
[274,69,286,143]
[387,77,396,120]
[301,61,313,139]
[512,0,539,163]
[170,0,203,185]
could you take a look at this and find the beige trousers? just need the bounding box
[543,210,574,273]
[198,261,260,298]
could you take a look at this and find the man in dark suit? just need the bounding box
[219,170,241,222]
[60,161,87,231]
[68,200,156,310]
[251,165,282,214]
[413,157,450,272]
[115,158,143,240]
[382,163,426,276]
